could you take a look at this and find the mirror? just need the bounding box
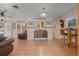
[36,21,45,30]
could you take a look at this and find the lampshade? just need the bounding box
[40,13,47,18]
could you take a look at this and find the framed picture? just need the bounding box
[45,21,52,28]
[28,21,35,28]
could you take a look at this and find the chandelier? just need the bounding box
[40,8,47,19]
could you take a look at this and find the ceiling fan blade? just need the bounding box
[0,9,7,13]
[0,10,2,12]
[0,9,7,16]
[12,4,20,9]
[3,9,7,13]
[6,15,13,18]
[0,10,2,15]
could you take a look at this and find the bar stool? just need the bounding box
[60,29,68,44]
[70,28,78,48]
[66,28,71,47]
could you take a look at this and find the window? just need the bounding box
[68,19,76,27]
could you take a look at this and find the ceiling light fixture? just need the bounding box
[40,7,47,19]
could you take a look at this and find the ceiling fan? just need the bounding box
[12,4,20,9]
[0,9,7,17]
[0,4,20,19]
[0,9,14,18]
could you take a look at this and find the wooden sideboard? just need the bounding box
[18,31,27,39]
[34,30,48,39]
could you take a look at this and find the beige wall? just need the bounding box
[52,18,61,39]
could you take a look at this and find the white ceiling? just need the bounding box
[0,3,76,20]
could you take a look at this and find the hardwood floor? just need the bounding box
[9,39,77,56]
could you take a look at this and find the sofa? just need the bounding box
[0,37,14,56]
